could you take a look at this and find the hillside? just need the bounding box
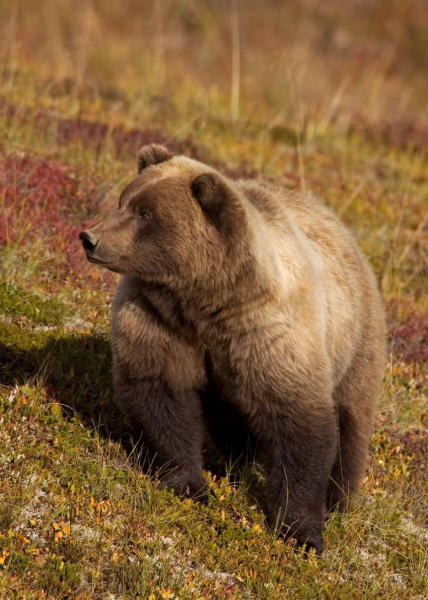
[0,1,427,598]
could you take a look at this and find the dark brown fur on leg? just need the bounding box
[116,375,207,500]
[250,404,337,556]
[111,277,209,501]
[327,341,385,513]
[327,404,370,513]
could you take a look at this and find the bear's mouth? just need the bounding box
[87,256,107,265]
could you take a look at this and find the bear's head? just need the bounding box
[79,144,248,286]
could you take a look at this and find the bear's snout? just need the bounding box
[79,230,98,253]
[79,226,121,270]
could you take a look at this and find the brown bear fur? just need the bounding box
[79,145,387,555]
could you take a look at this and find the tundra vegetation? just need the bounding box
[0,1,427,598]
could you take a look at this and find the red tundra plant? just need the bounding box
[0,154,86,244]
[0,153,115,286]
[387,298,428,364]
[392,313,428,364]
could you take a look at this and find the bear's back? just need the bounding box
[236,179,386,386]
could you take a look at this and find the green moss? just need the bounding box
[0,279,66,326]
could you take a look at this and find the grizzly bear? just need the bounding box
[79,144,386,555]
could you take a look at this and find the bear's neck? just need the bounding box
[139,207,288,345]
[179,256,285,345]
[136,251,281,348]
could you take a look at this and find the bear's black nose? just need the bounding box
[79,231,97,252]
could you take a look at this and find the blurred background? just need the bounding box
[2,0,427,129]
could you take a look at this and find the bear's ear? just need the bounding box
[137,144,173,173]
[191,172,235,233]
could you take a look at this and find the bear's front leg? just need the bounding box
[111,278,208,501]
[249,396,337,555]
[115,373,208,500]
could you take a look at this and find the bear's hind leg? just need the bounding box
[327,351,384,513]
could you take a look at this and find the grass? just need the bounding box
[0,1,427,598]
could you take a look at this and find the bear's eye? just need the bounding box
[137,209,152,221]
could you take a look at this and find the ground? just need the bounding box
[0,1,427,598]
